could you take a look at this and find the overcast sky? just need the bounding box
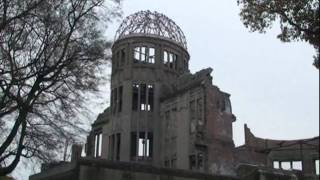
[14,0,319,179]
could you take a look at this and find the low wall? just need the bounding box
[30,158,239,180]
[30,158,318,180]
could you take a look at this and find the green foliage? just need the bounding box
[238,0,320,68]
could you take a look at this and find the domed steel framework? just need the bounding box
[115,10,187,49]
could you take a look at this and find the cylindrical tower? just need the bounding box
[108,10,189,165]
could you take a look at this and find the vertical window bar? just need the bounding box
[132,84,139,111]
[116,133,121,160]
[140,84,147,111]
[118,86,123,112]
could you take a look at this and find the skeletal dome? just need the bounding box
[115,10,187,49]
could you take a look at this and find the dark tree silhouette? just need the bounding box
[0,0,120,175]
[237,0,320,69]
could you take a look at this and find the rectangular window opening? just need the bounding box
[116,133,121,160]
[109,135,115,160]
[292,161,302,170]
[136,132,153,157]
[134,46,155,64]
[132,83,154,112]
[189,155,196,170]
[94,133,102,158]
[94,134,98,157]
[273,161,280,169]
[113,88,118,114]
[169,53,174,69]
[148,48,155,63]
[130,133,137,158]
[315,159,319,175]
[134,47,140,63]
[141,47,146,62]
[163,51,177,69]
[118,86,123,112]
[281,161,291,170]
[98,134,102,157]
[148,85,154,111]
[140,84,147,111]
[174,54,178,70]
[132,84,139,111]
[164,51,168,65]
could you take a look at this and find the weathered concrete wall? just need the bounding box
[237,164,299,180]
[159,68,236,176]
[30,158,239,180]
[234,125,319,178]
[204,83,236,175]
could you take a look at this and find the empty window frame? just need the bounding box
[132,83,154,112]
[189,155,196,170]
[147,85,154,111]
[131,132,153,158]
[197,153,204,170]
[315,159,319,175]
[116,133,121,160]
[132,84,139,111]
[139,132,153,157]
[281,161,292,170]
[275,161,303,171]
[138,137,150,157]
[189,152,205,170]
[171,157,177,168]
[292,161,302,170]
[111,86,123,114]
[130,133,137,158]
[164,160,170,167]
[184,58,188,71]
[118,86,123,112]
[134,46,155,63]
[94,133,102,157]
[223,95,232,114]
[112,88,118,114]
[140,84,147,111]
[163,50,178,69]
[108,135,115,160]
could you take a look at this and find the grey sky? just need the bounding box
[12,0,319,179]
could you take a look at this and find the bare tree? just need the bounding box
[237,0,320,69]
[0,0,121,175]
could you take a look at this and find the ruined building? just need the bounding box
[30,11,319,180]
